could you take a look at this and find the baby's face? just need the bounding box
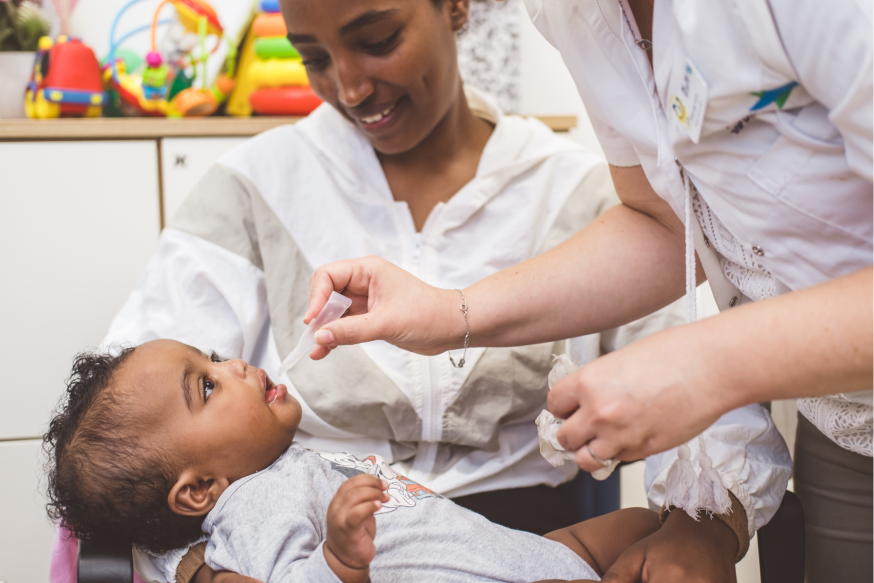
[115,340,301,482]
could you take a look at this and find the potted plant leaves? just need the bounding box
[0,0,51,118]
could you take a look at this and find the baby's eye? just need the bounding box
[210,351,223,363]
[201,377,215,402]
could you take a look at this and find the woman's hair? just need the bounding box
[44,348,205,554]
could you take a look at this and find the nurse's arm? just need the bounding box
[307,164,699,355]
[698,263,873,407]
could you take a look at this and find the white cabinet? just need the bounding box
[160,137,247,225]
[0,440,59,583]
[0,141,161,441]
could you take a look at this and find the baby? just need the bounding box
[45,339,660,583]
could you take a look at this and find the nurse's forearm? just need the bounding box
[464,202,690,347]
[699,265,873,409]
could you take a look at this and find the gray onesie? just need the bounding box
[204,444,599,582]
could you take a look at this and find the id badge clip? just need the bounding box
[669,58,708,144]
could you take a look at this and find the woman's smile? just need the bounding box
[352,96,407,134]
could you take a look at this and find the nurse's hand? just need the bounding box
[548,322,728,470]
[551,266,872,468]
[600,511,737,583]
[305,256,464,360]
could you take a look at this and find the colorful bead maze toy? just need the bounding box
[105,0,236,117]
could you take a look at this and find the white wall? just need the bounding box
[517,1,603,157]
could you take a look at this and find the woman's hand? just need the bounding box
[306,256,464,359]
[548,322,727,471]
[324,474,390,583]
[550,265,872,471]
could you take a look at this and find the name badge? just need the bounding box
[669,58,708,143]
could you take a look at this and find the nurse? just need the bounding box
[306,0,873,581]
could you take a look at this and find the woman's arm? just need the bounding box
[551,264,873,470]
[307,166,696,355]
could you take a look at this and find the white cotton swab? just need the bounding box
[274,292,353,379]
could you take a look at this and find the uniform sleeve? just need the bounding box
[207,516,342,583]
[588,114,642,168]
[644,404,793,537]
[770,0,873,182]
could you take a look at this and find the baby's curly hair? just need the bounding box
[44,348,205,554]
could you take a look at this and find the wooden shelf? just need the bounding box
[0,114,576,140]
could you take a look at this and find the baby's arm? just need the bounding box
[537,507,661,582]
[324,474,390,583]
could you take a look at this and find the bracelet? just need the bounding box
[448,289,469,368]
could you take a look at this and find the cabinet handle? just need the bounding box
[174,154,187,168]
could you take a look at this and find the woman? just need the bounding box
[47,2,790,582]
[305,0,872,581]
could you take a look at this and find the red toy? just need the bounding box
[249,86,321,116]
[25,36,105,118]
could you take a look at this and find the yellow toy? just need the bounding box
[227,0,319,117]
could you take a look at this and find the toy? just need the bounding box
[24,35,105,118]
[142,51,169,99]
[253,36,299,60]
[250,12,286,38]
[249,86,321,116]
[105,0,236,117]
[239,0,321,116]
[249,58,307,88]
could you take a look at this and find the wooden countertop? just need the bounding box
[0,115,576,140]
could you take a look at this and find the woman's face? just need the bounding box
[280,0,468,155]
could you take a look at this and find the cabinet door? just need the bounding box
[0,141,161,440]
[0,440,61,583]
[161,137,247,226]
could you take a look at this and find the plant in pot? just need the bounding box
[0,0,51,118]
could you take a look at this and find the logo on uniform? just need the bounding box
[750,81,798,111]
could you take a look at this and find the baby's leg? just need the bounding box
[543,507,660,577]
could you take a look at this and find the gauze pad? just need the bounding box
[535,354,620,481]
[274,292,353,379]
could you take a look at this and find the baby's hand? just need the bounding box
[325,474,389,583]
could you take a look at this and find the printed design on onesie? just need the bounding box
[318,451,442,515]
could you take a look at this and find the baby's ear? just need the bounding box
[168,470,230,516]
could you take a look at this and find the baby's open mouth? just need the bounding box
[265,376,278,404]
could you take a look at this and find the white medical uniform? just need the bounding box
[522,0,872,543]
